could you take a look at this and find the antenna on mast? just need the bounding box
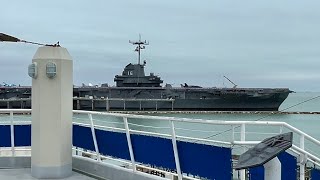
[223,76,238,88]
[129,34,149,65]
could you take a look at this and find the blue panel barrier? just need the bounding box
[95,129,130,160]
[73,125,95,151]
[311,168,320,180]
[131,134,176,170]
[73,126,233,179]
[249,152,297,180]
[14,125,31,146]
[177,141,232,180]
[249,166,264,180]
[0,125,10,147]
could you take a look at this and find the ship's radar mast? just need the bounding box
[129,34,149,65]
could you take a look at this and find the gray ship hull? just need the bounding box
[73,87,291,111]
[0,87,290,111]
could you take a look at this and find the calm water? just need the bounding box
[124,92,320,155]
[2,92,319,154]
[133,92,320,138]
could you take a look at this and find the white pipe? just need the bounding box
[10,111,15,157]
[239,124,246,180]
[300,135,305,180]
[123,117,136,172]
[88,114,101,162]
[264,157,281,180]
[170,121,182,180]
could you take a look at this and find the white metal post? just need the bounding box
[239,124,246,180]
[123,117,136,171]
[88,114,101,162]
[170,120,182,180]
[10,111,15,157]
[300,134,305,180]
[264,157,281,180]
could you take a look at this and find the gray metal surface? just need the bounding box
[31,163,72,179]
[235,132,293,170]
[0,169,94,180]
[0,157,31,168]
[73,156,165,180]
[0,156,164,180]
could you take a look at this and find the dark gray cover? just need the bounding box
[0,33,20,42]
[234,132,293,170]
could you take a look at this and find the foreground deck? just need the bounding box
[0,169,94,180]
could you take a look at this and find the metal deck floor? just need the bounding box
[0,168,95,180]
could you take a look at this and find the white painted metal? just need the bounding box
[73,110,320,150]
[10,111,15,157]
[2,109,320,179]
[264,157,281,180]
[239,124,246,180]
[88,114,101,162]
[300,135,305,180]
[170,121,182,180]
[123,117,136,171]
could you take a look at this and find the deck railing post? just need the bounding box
[10,111,15,157]
[123,117,136,171]
[170,120,182,180]
[88,114,101,162]
[300,134,305,180]
[239,123,246,180]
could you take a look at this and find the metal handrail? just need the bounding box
[1,109,320,180]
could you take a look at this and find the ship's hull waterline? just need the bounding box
[0,86,291,111]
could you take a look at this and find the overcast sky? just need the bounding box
[1,0,320,91]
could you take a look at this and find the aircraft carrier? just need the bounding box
[0,37,292,111]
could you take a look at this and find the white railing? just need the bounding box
[1,109,320,180]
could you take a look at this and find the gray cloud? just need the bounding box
[1,0,320,91]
